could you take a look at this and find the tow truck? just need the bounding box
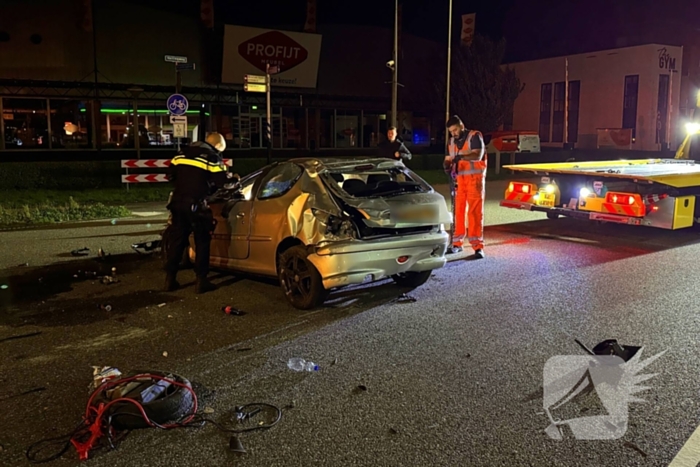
[500,122,700,230]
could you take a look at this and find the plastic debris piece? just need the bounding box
[393,293,417,304]
[229,436,246,453]
[98,304,112,312]
[354,385,368,393]
[71,247,90,256]
[158,303,166,308]
[110,219,117,225]
[162,351,168,357]
[92,366,121,390]
[624,441,648,457]
[203,407,215,414]
[168,315,173,319]
[389,427,399,435]
[222,306,246,316]
[131,240,162,254]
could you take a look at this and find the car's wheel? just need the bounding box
[391,270,432,288]
[161,226,192,269]
[278,245,329,310]
[546,212,559,220]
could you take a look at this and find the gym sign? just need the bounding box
[222,25,322,88]
[658,47,677,71]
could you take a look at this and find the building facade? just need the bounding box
[505,44,691,151]
[0,0,442,158]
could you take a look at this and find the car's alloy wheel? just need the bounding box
[278,245,329,310]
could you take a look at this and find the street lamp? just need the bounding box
[391,0,398,128]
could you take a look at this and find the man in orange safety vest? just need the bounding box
[443,115,486,258]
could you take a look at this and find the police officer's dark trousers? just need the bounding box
[165,207,215,279]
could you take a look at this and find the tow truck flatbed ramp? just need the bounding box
[503,159,700,188]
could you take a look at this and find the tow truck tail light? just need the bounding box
[508,182,535,194]
[606,192,642,206]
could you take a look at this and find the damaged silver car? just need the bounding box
[186,157,451,309]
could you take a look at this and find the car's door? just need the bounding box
[247,163,305,273]
[210,174,259,261]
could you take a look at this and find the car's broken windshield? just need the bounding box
[324,167,429,198]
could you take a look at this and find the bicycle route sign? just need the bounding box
[167,94,188,116]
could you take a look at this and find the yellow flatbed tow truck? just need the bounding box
[499,123,700,230]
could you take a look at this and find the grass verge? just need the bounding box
[0,197,132,226]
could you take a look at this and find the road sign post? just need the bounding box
[167,93,188,152]
[266,64,272,165]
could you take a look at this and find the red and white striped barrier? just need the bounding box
[122,174,170,183]
[121,159,232,168]
[120,159,233,184]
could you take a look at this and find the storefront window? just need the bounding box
[282,108,305,149]
[50,99,92,149]
[335,110,360,148]
[2,98,49,149]
[319,109,334,148]
[95,102,206,149]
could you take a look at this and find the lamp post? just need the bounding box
[391,0,398,128]
[128,87,144,160]
[445,0,453,152]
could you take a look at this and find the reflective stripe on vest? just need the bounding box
[449,130,478,157]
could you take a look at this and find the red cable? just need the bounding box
[71,374,198,460]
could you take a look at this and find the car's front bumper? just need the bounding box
[307,231,450,290]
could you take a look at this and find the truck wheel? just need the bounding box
[546,212,559,220]
[278,245,329,310]
[391,270,432,288]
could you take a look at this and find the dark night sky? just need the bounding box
[125,0,699,61]
[125,0,513,42]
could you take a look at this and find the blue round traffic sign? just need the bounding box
[167,94,188,116]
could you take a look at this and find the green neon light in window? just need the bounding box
[80,108,209,116]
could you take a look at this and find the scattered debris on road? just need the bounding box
[389,427,399,435]
[158,303,166,308]
[0,386,46,402]
[162,351,169,357]
[229,436,246,453]
[71,247,90,256]
[98,304,112,312]
[222,305,246,316]
[392,293,417,304]
[0,331,42,344]
[132,240,162,254]
[353,385,368,394]
[203,407,215,414]
[624,441,648,457]
[575,338,641,362]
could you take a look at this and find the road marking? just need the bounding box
[669,423,700,466]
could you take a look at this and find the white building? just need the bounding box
[505,44,685,151]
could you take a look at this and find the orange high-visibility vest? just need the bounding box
[448,130,486,178]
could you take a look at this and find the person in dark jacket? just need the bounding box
[164,132,236,294]
[376,126,412,162]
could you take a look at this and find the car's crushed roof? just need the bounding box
[287,157,405,174]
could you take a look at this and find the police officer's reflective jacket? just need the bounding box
[167,141,228,210]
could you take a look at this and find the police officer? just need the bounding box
[164,132,235,294]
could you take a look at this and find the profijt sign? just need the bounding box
[222,25,322,88]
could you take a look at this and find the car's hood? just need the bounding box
[342,191,451,228]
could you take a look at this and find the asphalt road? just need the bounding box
[2,178,700,466]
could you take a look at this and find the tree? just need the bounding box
[435,34,524,133]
